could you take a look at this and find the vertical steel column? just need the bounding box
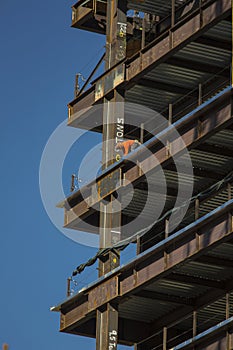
[168,103,173,125]
[198,83,202,106]
[141,15,146,49]
[97,1,127,348]
[140,123,144,144]
[226,292,230,319]
[96,303,118,350]
[163,327,167,350]
[106,0,127,69]
[99,89,125,277]
[171,0,175,28]
[98,92,125,349]
[66,277,71,297]
[228,183,232,200]
[170,0,175,49]
[195,198,200,251]
[193,310,197,337]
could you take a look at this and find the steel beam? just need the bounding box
[96,304,118,350]
[166,57,230,77]
[67,0,231,129]
[127,0,231,81]
[137,78,194,95]
[167,273,225,290]
[105,0,127,69]
[166,163,225,181]
[195,36,232,51]
[135,290,194,306]
[97,1,127,348]
[59,200,233,337]
[195,143,233,158]
[63,88,232,232]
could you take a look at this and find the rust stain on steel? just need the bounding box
[202,104,231,135]
[61,301,89,331]
[173,15,200,47]
[137,255,165,287]
[126,99,231,184]
[120,272,136,295]
[97,169,121,199]
[120,210,233,295]
[127,0,230,81]
[64,93,231,228]
[65,200,89,225]
[202,0,231,26]
[68,88,95,126]
[142,36,170,71]
[124,163,143,184]
[199,214,231,249]
[94,64,125,101]
[74,6,92,24]
[67,0,231,114]
[88,276,118,311]
[59,207,233,332]
[168,233,197,267]
[126,56,141,80]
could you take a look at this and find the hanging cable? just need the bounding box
[70,171,233,277]
[78,45,105,76]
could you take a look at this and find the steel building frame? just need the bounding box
[52,0,233,349]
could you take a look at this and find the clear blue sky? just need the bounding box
[0,1,132,348]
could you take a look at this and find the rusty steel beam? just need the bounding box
[137,316,233,350]
[67,0,231,127]
[196,255,233,268]
[59,199,233,341]
[98,91,125,276]
[166,57,230,77]
[166,163,225,181]
[126,0,231,81]
[96,304,118,349]
[167,273,225,290]
[151,288,228,337]
[135,290,194,306]
[124,91,232,185]
[96,1,128,348]
[135,279,233,349]
[105,0,127,69]
[195,36,232,51]
[195,143,233,158]
[137,78,194,95]
[63,88,232,232]
[63,312,151,346]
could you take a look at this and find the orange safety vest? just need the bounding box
[122,140,135,155]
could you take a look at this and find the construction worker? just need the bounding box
[115,139,141,156]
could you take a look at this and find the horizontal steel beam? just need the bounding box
[171,317,233,349]
[166,57,230,77]
[195,36,232,51]
[126,0,231,81]
[58,199,233,344]
[135,290,194,306]
[137,78,194,95]
[195,143,233,158]
[63,87,232,231]
[67,0,231,126]
[167,273,225,290]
